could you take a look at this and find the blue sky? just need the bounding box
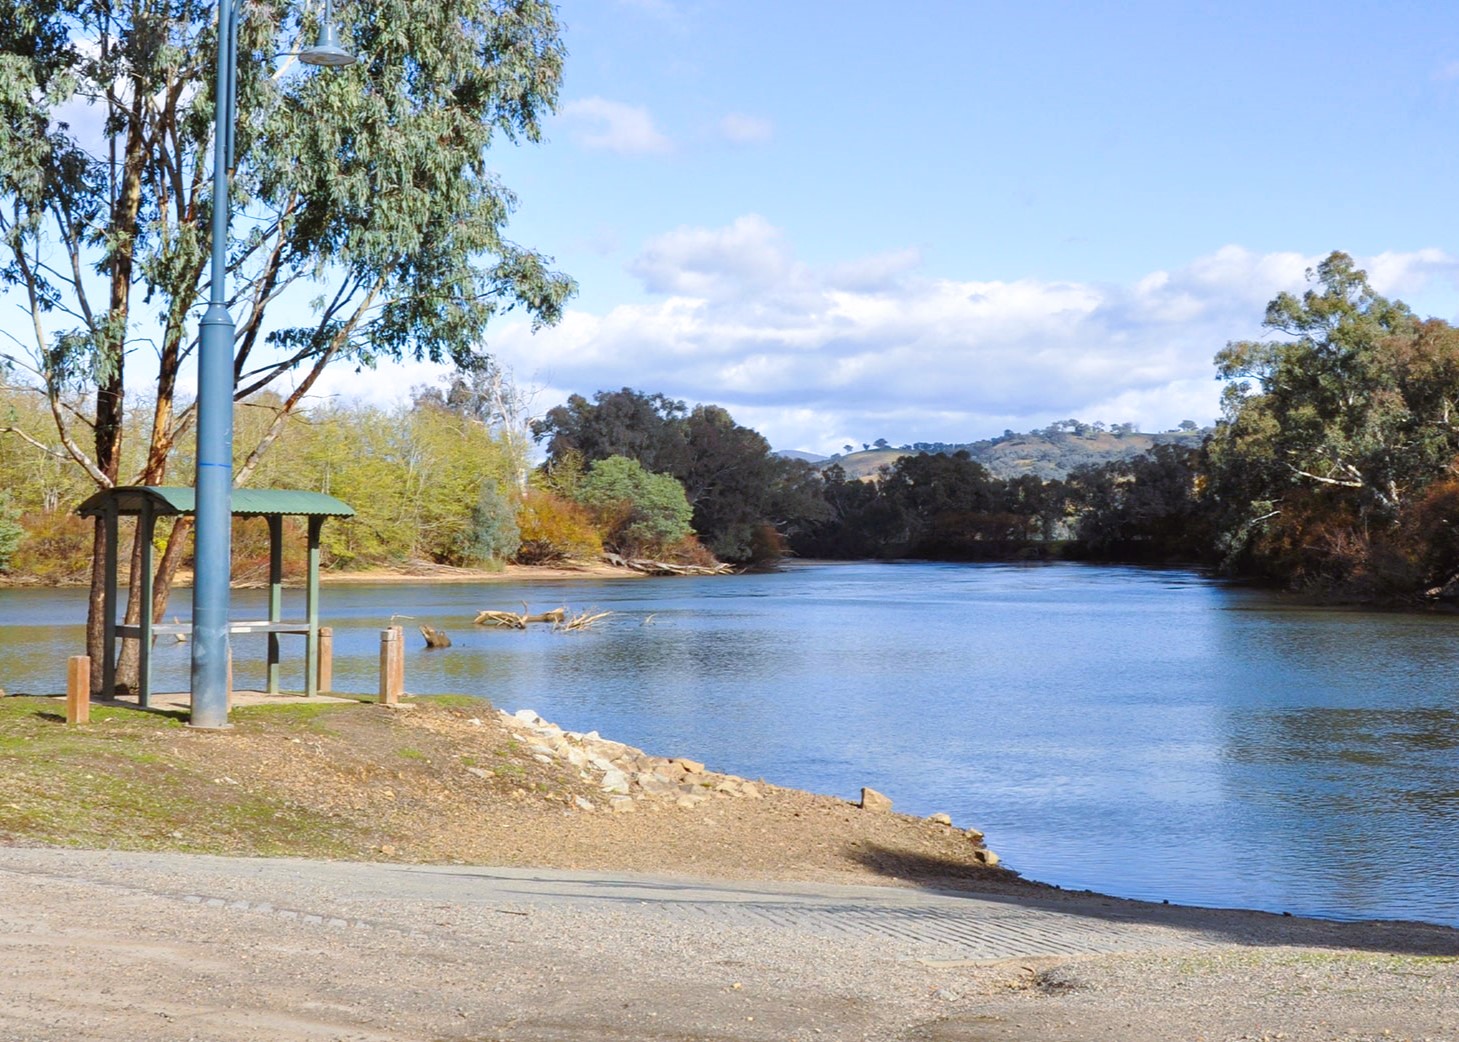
[55,0,1459,454]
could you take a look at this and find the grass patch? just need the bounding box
[0,696,364,858]
[410,694,493,711]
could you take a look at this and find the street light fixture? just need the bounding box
[299,0,357,67]
[189,0,354,729]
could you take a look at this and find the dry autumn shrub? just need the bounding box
[513,489,602,564]
[9,512,94,582]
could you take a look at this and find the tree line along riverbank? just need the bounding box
[6,252,1459,605]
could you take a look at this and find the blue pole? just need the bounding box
[190,0,238,729]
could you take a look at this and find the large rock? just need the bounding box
[600,769,630,795]
[860,787,892,813]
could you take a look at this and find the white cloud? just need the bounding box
[314,229,1459,455]
[718,112,774,144]
[1364,248,1459,298]
[560,97,672,155]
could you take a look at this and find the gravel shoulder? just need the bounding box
[0,848,1454,1042]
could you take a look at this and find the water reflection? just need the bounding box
[2,562,1457,926]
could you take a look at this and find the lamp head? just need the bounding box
[298,22,355,66]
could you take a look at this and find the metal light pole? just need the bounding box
[189,0,354,729]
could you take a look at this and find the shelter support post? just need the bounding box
[305,516,322,698]
[102,507,118,698]
[267,515,283,694]
[138,503,155,707]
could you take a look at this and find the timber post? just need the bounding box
[66,656,91,725]
[379,626,403,704]
[317,626,333,693]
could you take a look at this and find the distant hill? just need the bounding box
[823,425,1210,481]
[774,449,829,463]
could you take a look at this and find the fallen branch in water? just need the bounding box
[602,553,735,576]
[555,609,612,632]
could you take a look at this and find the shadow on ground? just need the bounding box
[847,841,1459,958]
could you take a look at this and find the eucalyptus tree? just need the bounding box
[0,0,573,688]
[1210,252,1459,572]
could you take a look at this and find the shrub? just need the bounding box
[0,495,20,571]
[576,456,693,556]
[465,482,521,564]
[514,489,602,564]
[9,511,93,582]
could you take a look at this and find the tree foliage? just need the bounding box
[0,493,21,571]
[0,0,573,681]
[533,388,829,562]
[1209,252,1459,588]
[1067,444,1211,561]
[576,455,693,556]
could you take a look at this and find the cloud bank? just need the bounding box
[317,219,1459,455]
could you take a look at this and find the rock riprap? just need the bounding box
[499,708,999,862]
[503,708,765,812]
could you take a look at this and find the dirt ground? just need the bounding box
[0,695,1017,890]
[169,698,1024,893]
[2,697,1456,1041]
[0,846,1454,1042]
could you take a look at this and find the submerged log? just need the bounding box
[419,624,452,649]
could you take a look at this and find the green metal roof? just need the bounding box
[78,485,355,519]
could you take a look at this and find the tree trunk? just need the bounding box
[85,518,110,696]
[83,77,147,694]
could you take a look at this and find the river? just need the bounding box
[2,560,1456,927]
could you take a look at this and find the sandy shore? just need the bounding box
[0,559,648,590]
[315,560,643,584]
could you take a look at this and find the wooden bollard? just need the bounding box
[392,624,404,696]
[318,627,334,693]
[66,656,90,725]
[379,626,403,704]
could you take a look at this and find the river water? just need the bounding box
[3,561,1456,927]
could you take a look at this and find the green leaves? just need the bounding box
[577,456,694,556]
[2,0,572,492]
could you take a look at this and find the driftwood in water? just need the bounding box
[602,553,734,577]
[473,605,566,629]
[555,609,612,632]
[419,624,452,649]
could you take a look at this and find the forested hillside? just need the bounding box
[823,423,1208,481]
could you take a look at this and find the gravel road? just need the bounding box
[1,847,1455,1042]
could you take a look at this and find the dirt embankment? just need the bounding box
[0,695,1016,893]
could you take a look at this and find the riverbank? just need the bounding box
[0,693,1013,893]
[0,558,648,590]
[3,694,1456,1040]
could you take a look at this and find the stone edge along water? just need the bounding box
[488,706,1000,866]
